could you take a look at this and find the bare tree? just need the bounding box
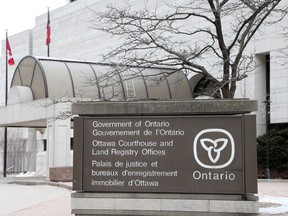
[0,128,34,173]
[91,0,286,98]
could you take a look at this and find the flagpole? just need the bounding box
[5,31,8,105]
[47,7,50,57]
[3,30,8,177]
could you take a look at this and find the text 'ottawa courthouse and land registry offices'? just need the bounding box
[78,115,253,194]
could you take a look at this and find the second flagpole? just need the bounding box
[3,30,8,177]
[46,7,50,57]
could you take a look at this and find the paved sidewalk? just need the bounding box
[258,180,288,197]
[8,195,71,216]
[0,177,72,216]
[258,180,288,216]
[0,177,288,216]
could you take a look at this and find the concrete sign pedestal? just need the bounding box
[71,100,259,216]
[72,193,258,216]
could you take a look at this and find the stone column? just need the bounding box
[46,102,72,181]
[25,128,37,171]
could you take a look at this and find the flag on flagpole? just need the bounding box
[6,38,15,66]
[46,8,51,45]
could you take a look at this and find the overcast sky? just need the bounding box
[0,0,67,41]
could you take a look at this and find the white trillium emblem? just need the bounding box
[200,138,228,163]
[193,128,235,169]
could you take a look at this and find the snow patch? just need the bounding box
[16,171,46,177]
[259,195,288,214]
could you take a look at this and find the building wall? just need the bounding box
[33,0,114,60]
[252,0,288,129]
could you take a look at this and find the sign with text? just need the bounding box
[74,115,256,194]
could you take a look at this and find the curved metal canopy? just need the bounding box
[10,56,193,101]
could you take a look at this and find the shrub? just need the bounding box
[257,128,288,172]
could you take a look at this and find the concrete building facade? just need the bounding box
[0,0,287,175]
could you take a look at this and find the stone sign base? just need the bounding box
[71,193,259,216]
[71,100,259,216]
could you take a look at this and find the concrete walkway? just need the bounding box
[0,177,72,216]
[258,180,288,197]
[258,180,288,216]
[0,177,287,216]
[2,186,71,216]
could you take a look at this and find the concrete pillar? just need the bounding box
[25,128,37,171]
[47,118,71,168]
[254,55,268,135]
[46,103,72,180]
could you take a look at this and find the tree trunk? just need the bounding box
[221,85,233,99]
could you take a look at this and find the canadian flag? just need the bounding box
[7,38,15,66]
[46,9,51,45]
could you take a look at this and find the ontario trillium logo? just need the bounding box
[200,138,228,164]
[193,129,235,169]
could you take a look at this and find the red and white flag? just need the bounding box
[46,8,51,45]
[6,38,15,66]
